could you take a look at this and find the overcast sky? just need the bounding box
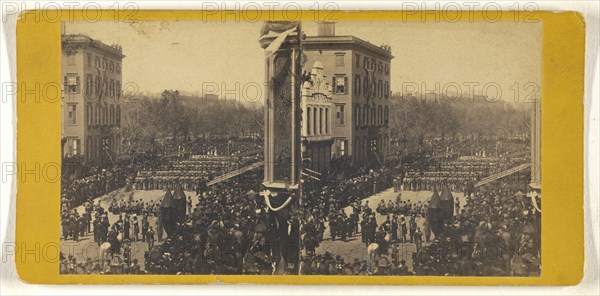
[65,20,541,104]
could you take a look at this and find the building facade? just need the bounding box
[61,34,125,164]
[303,22,393,165]
[301,61,334,176]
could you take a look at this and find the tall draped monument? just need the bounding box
[258,21,303,273]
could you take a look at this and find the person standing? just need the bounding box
[156,213,163,242]
[132,216,139,242]
[361,217,367,245]
[70,214,79,242]
[391,216,398,242]
[328,212,337,241]
[123,216,130,241]
[338,215,347,242]
[423,219,431,243]
[409,217,417,243]
[141,215,149,242]
[400,216,407,243]
[187,196,193,215]
[414,228,423,252]
[93,216,100,244]
[146,227,155,250]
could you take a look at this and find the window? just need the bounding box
[109,79,114,97]
[385,64,389,75]
[342,140,348,156]
[332,75,347,94]
[64,74,80,94]
[354,75,361,95]
[116,106,121,126]
[306,107,311,135]
[103,106,107,125]
[384,106,389,125]
[87,54,92,67]
[363,76,369,96]
[72,139,80,156]
[109,62,114,73]
[116,81,121,99]
[355,54,360,68]
[364,57,369,69]
[67,104,77,124]
[116,63,121,73]
[95,57,100,68]
[86,74,93,95]
[384,81,389,98]
[378,80,383,98]
[372,106,376,126]
[335,104,345,126]
[355,104,360,128]
[319,107,323,135]
[335,53,345,66]
[86,137,91,159]
[87,105,92,126]
[312,107,317,135]
[93,75,98,95]
[363,104,368,126]
[67,54,76,66]
[325,108,329,134]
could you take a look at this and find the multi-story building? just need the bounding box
[301,61,334,176]
[303,22,393,165]
[61,34,125,164]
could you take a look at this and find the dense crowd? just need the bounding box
[134,155,259,191]
[61,136,262,212]
[400,138,530,194]
[61,166,136,211]
[144,171,295,275]
[412,183,540,276]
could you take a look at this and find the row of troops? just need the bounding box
[134,176,209,192]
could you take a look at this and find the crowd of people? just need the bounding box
[61,133,540,276]
[412,182,540,276]
[134,155,259,191]
[400,138,530,194]
[144,171,295,275]
[299,136,538,276]
[61,166,136,212]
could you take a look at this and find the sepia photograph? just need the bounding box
[59,19,542,277]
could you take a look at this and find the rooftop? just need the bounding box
[304,35,394,60]
[62,34,125,59]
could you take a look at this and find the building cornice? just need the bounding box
[304,35,394,60]
[62,34,125,59]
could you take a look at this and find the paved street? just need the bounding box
[310,187,466,272]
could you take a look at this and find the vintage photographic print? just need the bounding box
[59,19,542,277]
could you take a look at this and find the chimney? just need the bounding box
[317,22,336,37]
